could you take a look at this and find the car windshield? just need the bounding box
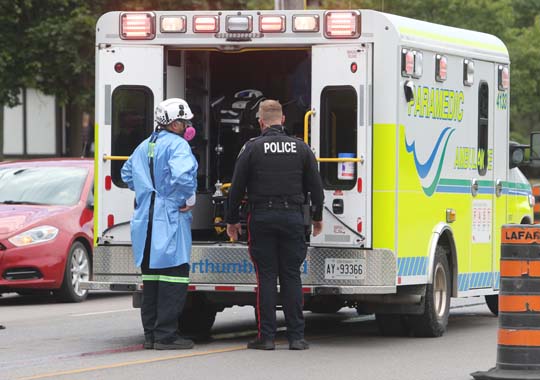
[0,166,88,206]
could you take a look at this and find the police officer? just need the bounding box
[122,98,198,350]
[226,99,324,350]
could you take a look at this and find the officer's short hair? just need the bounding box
[259,100,283,124]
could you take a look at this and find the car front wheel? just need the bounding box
[56,241,90,302]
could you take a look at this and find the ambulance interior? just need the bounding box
[167,49,313,240]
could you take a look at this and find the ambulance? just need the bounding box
[82,9,534,337]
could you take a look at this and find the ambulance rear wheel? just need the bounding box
[408,246,451,337]
[178,298,217,338]
[485,295,498,316]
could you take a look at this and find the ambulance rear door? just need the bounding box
[310,44,372,248]
[96,45,164,243]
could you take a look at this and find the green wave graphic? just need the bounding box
[422,129,455,196]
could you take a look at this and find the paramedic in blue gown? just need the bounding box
[226,99,324,350]
[121,98,198,350]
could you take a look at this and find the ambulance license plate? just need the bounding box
[324,258,365,280]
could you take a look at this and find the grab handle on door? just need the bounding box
[496,179,503,197]
[471,178,479,197]
[304,109,315,144]
[103,155,129,162]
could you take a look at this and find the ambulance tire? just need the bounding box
[178,300,217,338]
[408,246,451,337]
[485,295,498,316]
[55,242,90,303]
[375,314,410,336]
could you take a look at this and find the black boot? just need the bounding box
[154,336,194,350]
[143,335,154,349]
[247,337,275,350]
[289,339,309,350]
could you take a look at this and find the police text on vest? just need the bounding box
[263,141,297,154]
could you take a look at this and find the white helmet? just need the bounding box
[154,98,194,126]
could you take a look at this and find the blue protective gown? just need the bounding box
[121,130,198,269]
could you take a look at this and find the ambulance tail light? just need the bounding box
[107,214,115,228]
[120,12,155,40]
[435,54,448,82]
[498,65,509,90]
[357,178,362,193]
[402,49,415,77]
[194,15,219,33]
[357,218,363,233]
[324,11,361,39]
[259,15,285,33]
[105,175,112,190]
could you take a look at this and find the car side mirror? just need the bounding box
[509,141,527,169]
[530,132,540,162]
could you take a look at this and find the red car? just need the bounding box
[0,158,93,302]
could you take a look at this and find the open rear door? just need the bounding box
[95,45,164,244]
[310,44,372,248]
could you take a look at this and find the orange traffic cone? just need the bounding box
[472,225,540,380]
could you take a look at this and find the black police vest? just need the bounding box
[247,127,304,203]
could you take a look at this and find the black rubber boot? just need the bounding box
[154,336,194,350]
[289,339,309,350]
[247,337,275,350]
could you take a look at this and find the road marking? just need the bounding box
[18,346,247,380]
[70,308,134,317]
[18,300,489,379]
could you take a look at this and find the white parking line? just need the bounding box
[70,308,134,317]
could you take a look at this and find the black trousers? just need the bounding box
[247,208,307,341]
[141,225,190,344]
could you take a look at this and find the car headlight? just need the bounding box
[8,226,59,247]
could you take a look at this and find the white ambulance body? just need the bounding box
[84,9,533,336]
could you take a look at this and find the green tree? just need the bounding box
[2,0,539,155]
[0,0,99,156]
[507,17,540,142]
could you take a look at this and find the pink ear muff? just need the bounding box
[183,126,196,141]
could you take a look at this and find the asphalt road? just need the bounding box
[0,292,499,380]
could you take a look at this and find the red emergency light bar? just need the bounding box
[194,15,220,33]
[324,11,360,39]
[259,15,286,33]
[120,12,155,40]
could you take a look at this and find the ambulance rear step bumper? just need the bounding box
[90,244,397,289]
[80,281,395,295]
[80,281,141,291]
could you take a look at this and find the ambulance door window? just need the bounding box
[478,81,489,176]
[320,86,357,190]
[111,86,154,187]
